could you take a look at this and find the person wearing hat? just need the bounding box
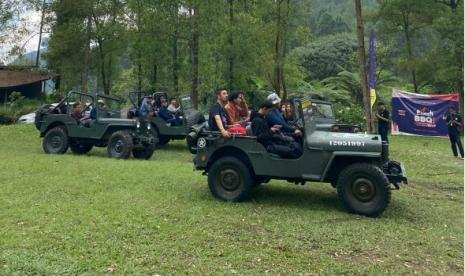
[90,99,106,120]
[265,93,302,137]
[251,100,302,159]
[139,96,156,117]
[446,106,464,159]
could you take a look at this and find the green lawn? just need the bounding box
[0,124,463,274]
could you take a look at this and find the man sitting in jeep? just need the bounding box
[139,96,156,117]
[251,100,302,159]
[266,93,302,137]
[159,96,183,126]
[209,88,230,138]
[71,102,91,127]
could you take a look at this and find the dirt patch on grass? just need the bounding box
[411,180,463,192]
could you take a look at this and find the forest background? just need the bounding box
[1,0,463,128]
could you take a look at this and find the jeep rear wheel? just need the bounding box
[337,163,391,217]
[208,157,253,202]
[132,144,155,160]
[70,142,93,154]
[43,126,68,154]
[107,130,133,159]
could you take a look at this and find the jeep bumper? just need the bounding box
[383,161,408,189]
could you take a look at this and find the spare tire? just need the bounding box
[186,110,206,129]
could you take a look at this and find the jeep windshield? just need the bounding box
[296,98,336,131]
[97,95,123,118]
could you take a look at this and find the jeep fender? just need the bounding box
[320,152,381,182]
[206,146,255,177]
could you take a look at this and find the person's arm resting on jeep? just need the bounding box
[266,109,301,136]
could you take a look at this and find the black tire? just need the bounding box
[107,130,133,159]
[186,133,198,154]
[208,157,253,202]
[132,144,155,160]
[336,163,391,217]
[69,142,93,154]
[186,110,205,129]
[43,126,68,154]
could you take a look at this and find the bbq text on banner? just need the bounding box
[391,89,459,137]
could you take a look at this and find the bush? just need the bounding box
[333,103,366,131]
[0,97,43,125]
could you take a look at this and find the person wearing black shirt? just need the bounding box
[251,100,302,159]
[209,88,230,137]
[375,102,390,143]
[445,106,464,159]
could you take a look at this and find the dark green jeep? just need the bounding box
[35,92,155,159]
[193,97,408,217]
[127,92,205,146]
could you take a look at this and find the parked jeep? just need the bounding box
[127,92,205,146]
[35,92,155,159]
[192,96,407,217]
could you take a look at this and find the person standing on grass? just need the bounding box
[209,88,230,138]
[445,106,464,159]
[375,102,390,143]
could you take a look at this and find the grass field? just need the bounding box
[0,124,463,274]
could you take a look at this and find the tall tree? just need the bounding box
[354,0,372,132]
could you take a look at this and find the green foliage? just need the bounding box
[294,34,358,81]
[8,91,26,107]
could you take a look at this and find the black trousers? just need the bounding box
[449,132,464,157]
[378,126,389,143]
[266,142,302,159]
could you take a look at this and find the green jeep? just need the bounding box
[35,92,155,159]
[127,92,205,146]
[192,96,408,217]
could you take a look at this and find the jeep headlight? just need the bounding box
[147,123,151,130]
[136,121,141,129]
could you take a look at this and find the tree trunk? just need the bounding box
[172,33,179,93]
[81,15,91,95]
[273,0,283,97]
[97,38,108,95]
[228,0,234,90]
[190,6,200,109]
[152,64,157,91]
[137,51,142,93]
[402,12,418,93]
[35,0,46,67]
[354,0,373,133]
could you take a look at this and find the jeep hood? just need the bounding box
[308,131,382,153]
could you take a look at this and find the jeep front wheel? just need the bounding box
[43,126,68,154]
[337,163,391,217]
[132,144,155,160]
[208,157,253,202]
[107,130,133,159]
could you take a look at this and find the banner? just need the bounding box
[391,89,459,137]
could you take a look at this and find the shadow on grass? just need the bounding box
[251,185,342,212]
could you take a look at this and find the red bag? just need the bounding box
[227,127,247,136]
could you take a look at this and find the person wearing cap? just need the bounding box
[139,96,156,117]
[159,96,183,126]
[446,106,464,159]
[224,91,249,127]
[209,88,230,138]
[90,99,105,120]
[265,93,302,137]
[251,100,302,159]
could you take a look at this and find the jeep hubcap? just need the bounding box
[219,169,240,191]
[351,178,375,202]
[50,135,62,149]
[114,140,124,153]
